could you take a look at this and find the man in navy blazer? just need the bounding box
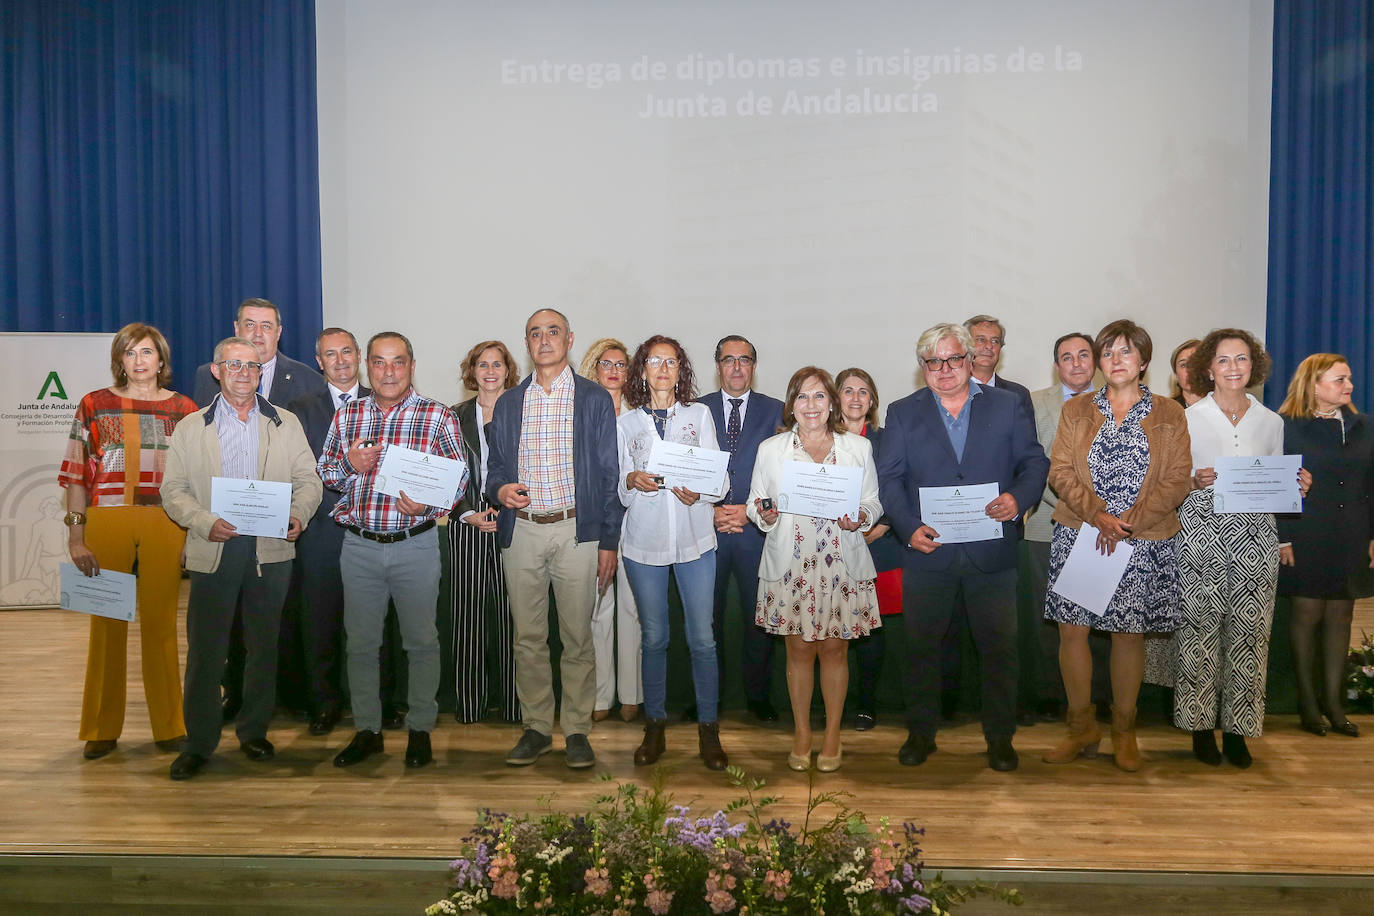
[878,322,1048,772]
[485,308,622,770]
[286,328,373,736]
[704,335,784,721]
[192,298,326,408]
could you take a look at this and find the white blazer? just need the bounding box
[745,429,882,582]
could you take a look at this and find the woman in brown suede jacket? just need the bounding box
[1042,319,1192,772]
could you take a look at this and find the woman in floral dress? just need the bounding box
[747,367,882,773]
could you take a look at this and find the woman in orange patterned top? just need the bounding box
[59,323,199,760]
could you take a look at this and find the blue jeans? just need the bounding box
[624,550,718,723]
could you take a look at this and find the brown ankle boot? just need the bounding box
[1042,704,1101,764]
[634,719,666,766]
[1111,704,1142,772]
[698,722,728,771]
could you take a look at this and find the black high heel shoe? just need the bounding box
[1299,715,1328,737]
[1322,709,1360,737]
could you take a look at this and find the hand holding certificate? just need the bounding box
[917,482,1002,544]
[211,477,293,538]
[1212,454,1302,514]
[60,563,137,622]
[646,439,729,498]
[777,460,862,520]
[1049,524,1135,616]
[375,444,467,508]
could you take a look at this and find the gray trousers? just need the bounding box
[340,527,441,733]
[184,536,291,756]
[502,516,599,737]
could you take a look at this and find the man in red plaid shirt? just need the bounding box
[317,331,467,770]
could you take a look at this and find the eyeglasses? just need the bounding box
[597,359,627,371]
[219,359,263,374]
[645,356,679,369]
[921,354,968,371]
[718,355,755,368]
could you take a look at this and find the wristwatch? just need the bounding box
[63,511,87,527]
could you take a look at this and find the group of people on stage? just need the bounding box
[58,301,1374,780]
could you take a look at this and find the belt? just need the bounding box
[515,508,576,524]
[345,518,436,543]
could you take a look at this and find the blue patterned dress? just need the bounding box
[1044,387,1182,633]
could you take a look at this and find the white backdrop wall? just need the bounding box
[316,0,1273,411]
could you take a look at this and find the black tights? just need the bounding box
[1289,597,1354,725]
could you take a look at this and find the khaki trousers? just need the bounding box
[501,517,598,737]
[78,505,186,742]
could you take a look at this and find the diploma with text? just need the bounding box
[646,439,729,498]
[777,461,862,520]
[375,445,467,508]
[211,477,292,538]
[60,563,136,622]
[1212,454,1302,514]
[918,482,1002,544]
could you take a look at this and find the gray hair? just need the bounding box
[964,314,1005,341]
[916,323,975,360]
[526,307,571,334]
[213,336,258,364]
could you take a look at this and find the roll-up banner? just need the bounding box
[1,333,115,609]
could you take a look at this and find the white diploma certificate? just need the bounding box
[211,477,293,538]
[60,563,136,622]
[375,444,467,508]
[1212,454,1302,514]
[1049,524,1135,617]
[918,482,1002,544]
[646,439,730,498]
[777,461,863,520]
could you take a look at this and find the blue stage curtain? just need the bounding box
[1267,1,1373,409]
[0,0,321,391]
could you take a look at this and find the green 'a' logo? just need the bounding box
[37,371,68,400]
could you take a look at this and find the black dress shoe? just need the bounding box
[221,694,242,723]
[309,708,341,736]
[1192,729,1222,766]
[748,699,779,722]
[334,729,384,767]
[987,737,1019,772]
[240,737,275,761]
[1299,716,1328,737]
[1327,717,1361,738]
[1221,732,1253,768]
[854,712,877,732]
[898,732,936,766]
[170,752,208,781]
[382,707,406,730]
[404,730,433,768]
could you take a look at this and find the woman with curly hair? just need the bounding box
[1173,328,1305,767]
[617,335,728,769]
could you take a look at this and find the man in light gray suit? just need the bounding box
[1021,331,1102,721]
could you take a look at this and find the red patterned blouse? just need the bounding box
[58,388,199,508]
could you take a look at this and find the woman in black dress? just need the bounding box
[1277,354,1374,737]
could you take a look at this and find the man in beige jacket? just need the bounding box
[161,337,321,780]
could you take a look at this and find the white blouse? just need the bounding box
[1185,393,1284,472]
[617,401,723,566]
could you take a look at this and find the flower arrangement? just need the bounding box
[426,767,1021,915]
[1345,631,1374,711]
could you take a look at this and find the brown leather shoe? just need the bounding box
[1042,704,1101,764]
[634,719,667,766]
[83,739,117,759]
[698,722,728,771]
[1111,704,1142,772]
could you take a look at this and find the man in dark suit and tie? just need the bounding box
[192,298,326,408]
[704,335,784,721]
[878,322,1048,772]
[193,298,327,721]
[286,328,370,735]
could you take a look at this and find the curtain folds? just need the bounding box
[1266,1,1372,410]
[0,0,321,390]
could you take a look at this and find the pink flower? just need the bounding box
[584,866,611,897]
[646,890,674,914]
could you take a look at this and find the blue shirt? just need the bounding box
[213,396,260,479]
[936,379,982,462]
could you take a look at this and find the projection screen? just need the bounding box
[316,0,1273,409]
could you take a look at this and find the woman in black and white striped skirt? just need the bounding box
[446,340,522,723]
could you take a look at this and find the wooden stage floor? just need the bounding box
[3,591,1374,881]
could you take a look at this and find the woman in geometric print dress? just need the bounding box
[1043,320,1192,772]
[748,367,882,774]
[58,323,198,760]
[1173,329,1306,769]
